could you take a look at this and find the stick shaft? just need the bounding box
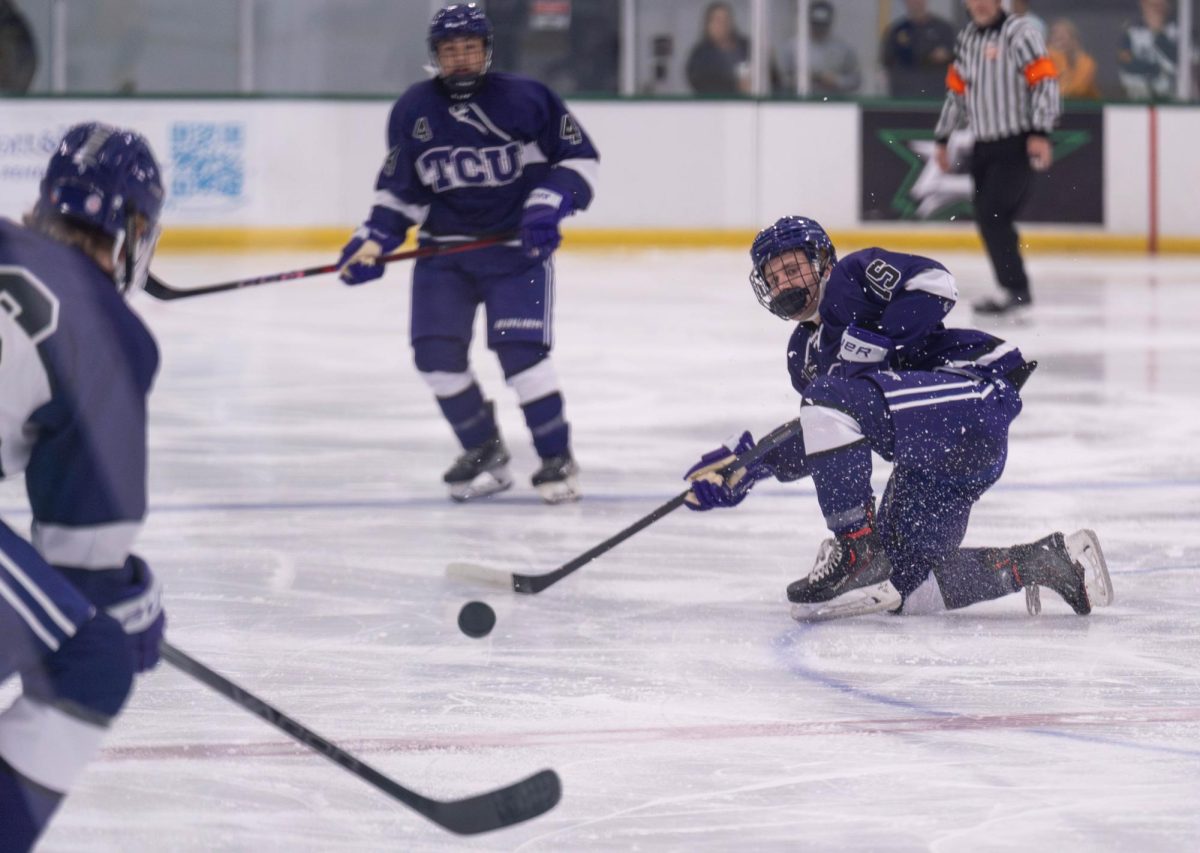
[145,232,515,300]
[513,417,805,593]
[160,640,560,834]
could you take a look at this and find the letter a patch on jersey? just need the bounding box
[413,117,432,142]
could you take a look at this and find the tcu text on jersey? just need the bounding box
[416,141,524,191]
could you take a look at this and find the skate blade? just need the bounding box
[535,475,581,505]
[1065,529,1113,607]
[1025,583,1042,616]
[790,581,902,623]
[448,468,513,503]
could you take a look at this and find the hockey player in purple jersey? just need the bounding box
[683,216,1112,621]
[0,123,167,850]
[337,3,599,504]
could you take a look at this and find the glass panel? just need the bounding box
[876,0,959,100]
[253,0,428,95]
[633,0,754,96]
[488,0,621,94]
[2,0,44,94]
[790,0,873,97]
[57,0,238,93]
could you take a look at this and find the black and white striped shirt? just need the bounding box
[934,11,1060,143]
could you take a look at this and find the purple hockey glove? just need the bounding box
[104,556,166,672]
[337,225,402,285]
[519,188,573,258]
[835,326,893,379]
[683,431,774,511]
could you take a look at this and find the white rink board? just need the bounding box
[2,99,1198,235]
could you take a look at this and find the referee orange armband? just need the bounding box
[1024,56,1058,87]
[946,66,966,95]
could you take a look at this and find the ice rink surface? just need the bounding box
[8,246,1200,851]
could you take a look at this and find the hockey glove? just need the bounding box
[520,187,573,258]
[102,556,166,673]
[337,225,402,285]
[834,326,893,379]
[684,431,774,511]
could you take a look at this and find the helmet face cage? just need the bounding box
[748,216,837,320]
[37,122,165,293]
[429,4,494,95]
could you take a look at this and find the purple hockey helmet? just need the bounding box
[36,122,164,292]
[749,216,837,320]
[429,4,494,95]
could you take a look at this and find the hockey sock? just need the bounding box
[435,383,495,449]
[933,548,1023,610]
[808,442,874,533]
[0,754,63,853]
[523,393,569,458]
[497,348,569,459]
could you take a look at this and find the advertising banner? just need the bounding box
[860,107,1104,224]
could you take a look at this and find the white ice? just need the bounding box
[6,246,1200,852]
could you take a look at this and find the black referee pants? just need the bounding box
[971,134,1034,303]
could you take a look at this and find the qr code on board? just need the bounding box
[170,122,245,200]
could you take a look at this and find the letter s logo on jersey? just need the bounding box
[416,143,524,192]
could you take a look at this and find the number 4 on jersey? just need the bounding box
[560,114,583,146]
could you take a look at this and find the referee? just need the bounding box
[934,0,1060,316]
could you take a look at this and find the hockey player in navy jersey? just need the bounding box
[683,216,1112,621]
[0,123,167,850]
[337,3,599,504]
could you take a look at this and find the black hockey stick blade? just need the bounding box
[161,641,561,834]
[143,232,517,301]
[446,417,805,595]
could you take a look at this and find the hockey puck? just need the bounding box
[457,601,496,639]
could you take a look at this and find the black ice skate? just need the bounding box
[787,519,901,622]
[443,433,513,502]
[1017,529,1113,616]
[530,452,580,504]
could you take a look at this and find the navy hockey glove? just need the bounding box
[103,556,166,672]
[684,431,774,511]
[520,188,573,258]
[834,326,893,379]
[337,225,402,285]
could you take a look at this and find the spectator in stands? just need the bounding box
[880,0,957,99]
[806,0,861,96]
[686,2,751,95]
[1118,0,1185,100]
[0,0,36,94]
[1011,0,1047,41]
[1048,18,1100,100]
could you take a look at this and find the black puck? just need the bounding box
[457,600,496,638]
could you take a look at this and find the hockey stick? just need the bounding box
[447,417,805,594]
[160,640,561,835]
[144,232,516,301]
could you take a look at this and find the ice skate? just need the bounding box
[443,433,513,502]
[531,452,580,504]
[788,522,901,622]
[1021,529,1113,616]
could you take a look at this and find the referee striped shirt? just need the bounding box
[934,11,1060,143]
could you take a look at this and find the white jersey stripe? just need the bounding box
[889,387,993,412]
[555,157,599,197]
[884,380,977,398]
[0,548,78,636]
[373,190,429,226]
[0,573,59,651]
